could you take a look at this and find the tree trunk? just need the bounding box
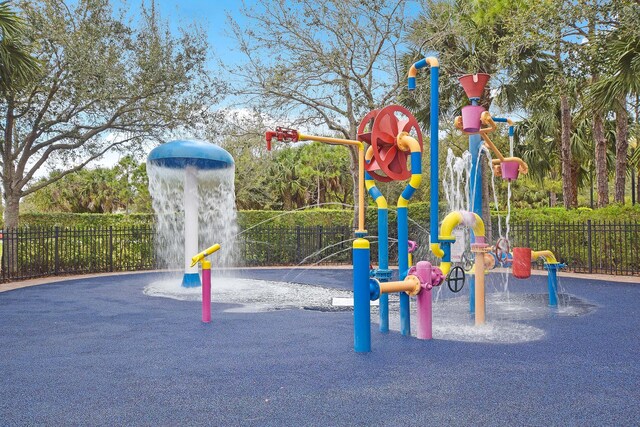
[3,192,20,229]
[570,159,580,207]
[549,192,557,207]
[3,191,20,274]
[614,97,629,203]
[560,95,577,208]
[593,111,609,207]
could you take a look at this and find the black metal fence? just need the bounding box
[1,226,155,282]
[237,225,354,266]
[506,220,640,275]
[1,220,639,283]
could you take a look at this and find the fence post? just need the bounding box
[109,226,114,272]
[1,231,5,281]
[587,220,593,274]
[296,226,301,263]
[525,221,530,248]
[54,226,60,275]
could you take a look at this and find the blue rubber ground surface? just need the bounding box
[1,269,638,426]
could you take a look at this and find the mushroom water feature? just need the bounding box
[146,140,236,287]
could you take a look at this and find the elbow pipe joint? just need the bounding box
[407,57,439,91]
[432,211,486,258]
[190,243,221,267]
[532,250,558,264]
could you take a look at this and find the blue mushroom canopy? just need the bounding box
[147,140,234,170]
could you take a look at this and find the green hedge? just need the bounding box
[11,203,640,230]
[17,213,155,228]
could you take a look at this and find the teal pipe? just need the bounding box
[378,208,389,332]
[398,206,410,336]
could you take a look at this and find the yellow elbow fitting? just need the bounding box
[532,250,558,264]
[190,243,221,267]
[431,242,444,258]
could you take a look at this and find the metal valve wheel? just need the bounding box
[447,266,466,293]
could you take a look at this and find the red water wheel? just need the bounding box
[358,105,423,182]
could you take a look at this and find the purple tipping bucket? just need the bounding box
[461,105,485,133]
[501,161,520,181]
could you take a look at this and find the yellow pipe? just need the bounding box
[474,249,486,325]
[439,261,452,277]
[439,211,485,241]
[431,211,486,274]
[532,250,558,264]
[364,147,388,207]
[190,243,221,267]
[397,132,422,208]
[408,57,439,80]
[297,133,362,148]
[379,275,421,296]
[297,132,366,234]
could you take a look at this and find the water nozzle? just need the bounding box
[264,127,299,150]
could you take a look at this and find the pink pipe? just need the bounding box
[410,261,444,340]
[202,267,211,323]
[417,288,433,340]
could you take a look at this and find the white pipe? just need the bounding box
[184,166,199,276]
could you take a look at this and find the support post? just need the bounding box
[469,130,483,315]
[183,166,200,287]
[587,220,593,274]
[202,260,212,323]
[397,207,410,336]
[54,226,60,276]
[378,208,389,333]
[545,263,559,307]
[353,238,371,353]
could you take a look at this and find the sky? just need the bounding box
[92,0,257,168]
[111,0,256,68]
[93,0,423,168]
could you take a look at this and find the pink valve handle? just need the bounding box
[407,240,418,254]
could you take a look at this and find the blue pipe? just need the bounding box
[397,206,410,336]
[469,130,483,314]
[545,263,560,307]
[353,238,371,352]
[493,117,515,137]
[365,170,390,333]
[407,60,439,249]
[430,67,440,249]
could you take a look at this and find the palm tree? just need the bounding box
[589,5,640,203]
[0,2,40,94]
